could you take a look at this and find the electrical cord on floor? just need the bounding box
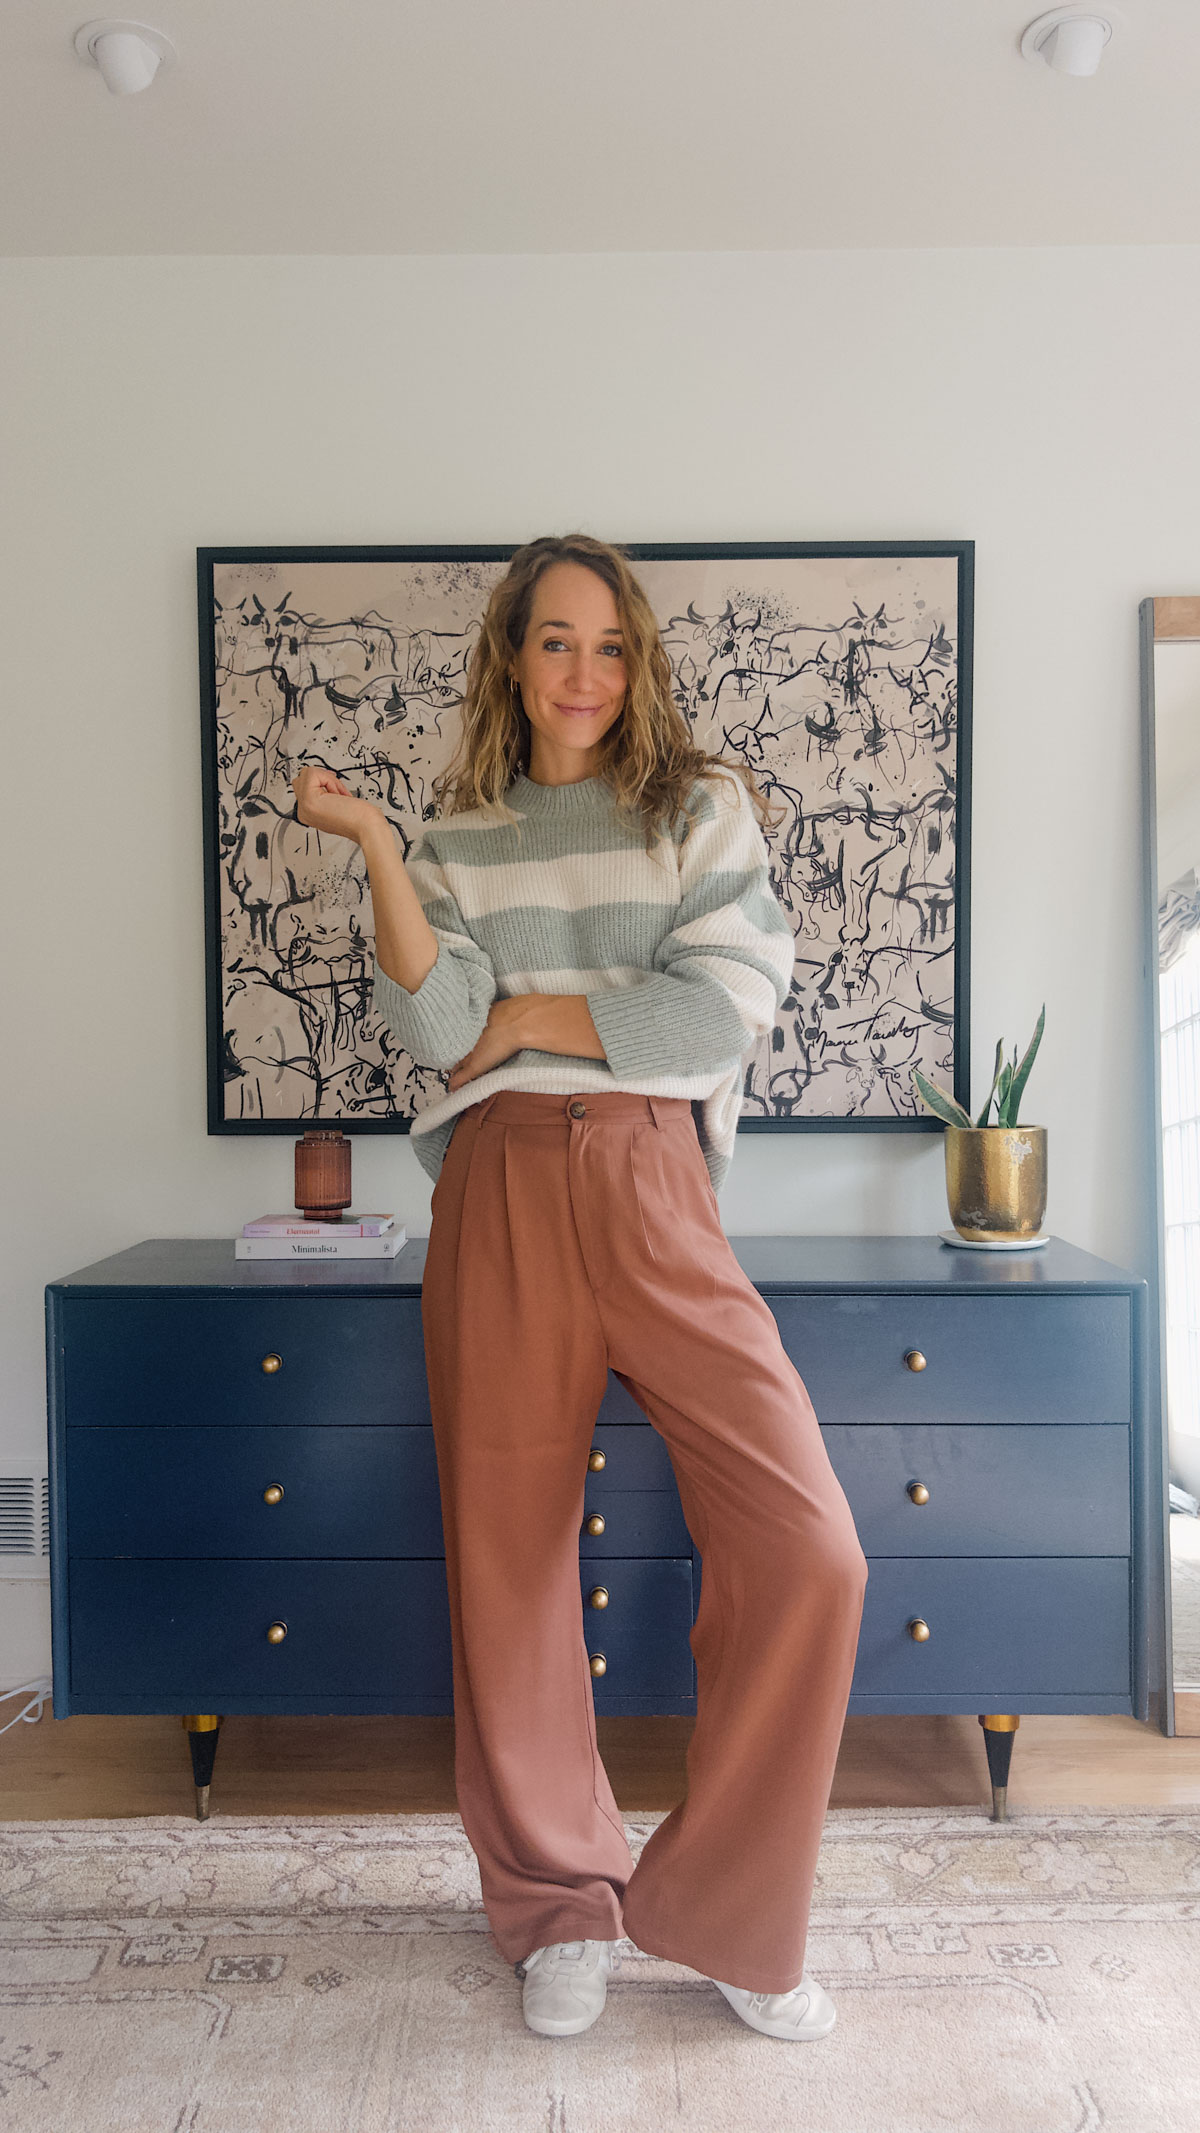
[0,1676,52,1735]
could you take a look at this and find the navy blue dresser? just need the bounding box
[45,1235,1151,1820]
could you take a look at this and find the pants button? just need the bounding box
[568,1100,587,1118]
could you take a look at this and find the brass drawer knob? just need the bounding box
[908,1618,931,1642]
[589,1652,607,1678]
[907,1482,929,1505]
[585,1512,606,1536]
[588,1586,610,1611]
[262,1484,285,1506]
[261,1353,283,1374]
[587,1448,606,1472]
[904,1349,927,1372]
[266,1620,288,1644]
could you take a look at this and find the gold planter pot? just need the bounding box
[944,1125,1047,1242]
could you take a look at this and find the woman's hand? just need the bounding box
[447,997,533,1091]
[291,764,379,845]
[447,994,607,1090]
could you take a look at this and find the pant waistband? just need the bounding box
[464,1090,695,1128]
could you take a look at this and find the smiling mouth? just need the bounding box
[556,703,604,715]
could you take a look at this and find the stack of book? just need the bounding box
[235,1214,407,1261]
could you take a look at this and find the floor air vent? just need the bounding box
[0,1476,51,1577]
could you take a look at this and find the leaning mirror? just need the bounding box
[1141,595,1200,1737]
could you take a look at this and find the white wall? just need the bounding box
[4,245,1195,1681]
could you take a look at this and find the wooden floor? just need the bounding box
[4,1710,1200,1820]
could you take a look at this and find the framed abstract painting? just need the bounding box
[197,540,973,1140]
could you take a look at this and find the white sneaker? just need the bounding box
[518,1938,622,2036]
[711,1971,837,2039]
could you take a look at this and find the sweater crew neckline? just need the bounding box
[508,768,610,816]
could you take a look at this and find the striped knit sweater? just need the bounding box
[372,766,796,1194]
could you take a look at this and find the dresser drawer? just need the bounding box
[826,1425,1131,1555]
[580,1558,696,1696]
[60,1296,429,1429]
[853,1558,1130,1698]
[772,1294,1131,1426]
[68,1555,697,1705]
[66,1425,445,1558]
[68,1559,453,1702]
[65,1424,694,1563]
[578,1491,691,1556]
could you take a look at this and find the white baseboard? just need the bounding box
[0,1580,52,1686]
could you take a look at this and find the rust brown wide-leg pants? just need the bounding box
[420,1087,869,1996]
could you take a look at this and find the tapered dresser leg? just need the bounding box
[182,1714,222,1821]
[978,1713,1020,1821]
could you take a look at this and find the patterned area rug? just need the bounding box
[3,1807,1200,2133]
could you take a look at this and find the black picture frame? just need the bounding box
[198,539,973,1141]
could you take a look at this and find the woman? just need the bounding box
[292,533,868,2042]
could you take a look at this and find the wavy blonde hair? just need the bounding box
[429,533,783,855]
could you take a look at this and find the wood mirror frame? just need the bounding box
[1140,594,1200,1738]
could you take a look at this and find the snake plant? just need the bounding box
[911,1005,1045,1130]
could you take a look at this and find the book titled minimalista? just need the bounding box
[234,1226,408,1260]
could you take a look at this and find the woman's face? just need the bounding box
[510,560,628,782]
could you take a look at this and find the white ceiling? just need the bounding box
[3,0,1197,256]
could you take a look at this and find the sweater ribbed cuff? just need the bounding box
[372,954,478,1072]
[586,974,749,1079]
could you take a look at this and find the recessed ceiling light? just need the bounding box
[1020,9,1116,76]
[73,19,175,96]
